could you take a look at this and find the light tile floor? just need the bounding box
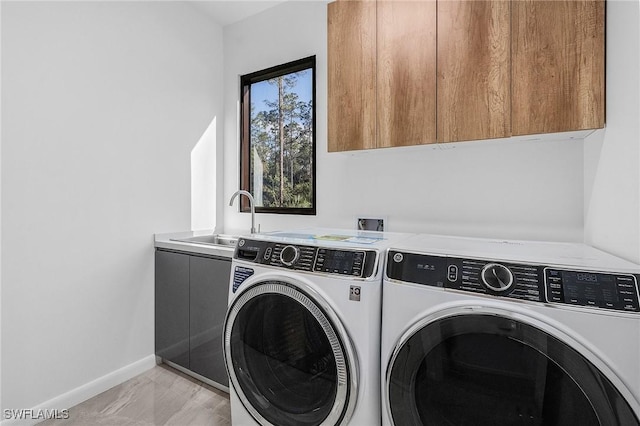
[39,364,231,426]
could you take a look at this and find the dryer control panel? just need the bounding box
[235,238,377,278]
[544,268,639,312]
[387,251,640,313]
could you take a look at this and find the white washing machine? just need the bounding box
[382,234,640,425]
[224,229,409,426]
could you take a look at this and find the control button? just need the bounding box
[447,265,458,282]
[481,264,515,293]
[264,247,273,260]
[280,245,300,266]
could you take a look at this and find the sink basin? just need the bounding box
[171,234,239,248]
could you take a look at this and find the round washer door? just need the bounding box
[224,280,358,426]
[385,312,639,426]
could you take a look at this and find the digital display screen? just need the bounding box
[561,271,618,304]
[325,251,354,272]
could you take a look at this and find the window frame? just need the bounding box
[239,56,317,215]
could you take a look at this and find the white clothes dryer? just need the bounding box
[224,229,409,426]
[382,234,640,425]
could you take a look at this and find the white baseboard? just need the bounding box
[1,354,157,426]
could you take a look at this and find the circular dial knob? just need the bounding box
[280,245,300,266]
[481,263,514,293]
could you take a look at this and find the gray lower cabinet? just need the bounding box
[155,249,231,388]
[189,255,231,386]
[155,250,190,368]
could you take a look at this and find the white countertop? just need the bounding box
[154,227,412,258]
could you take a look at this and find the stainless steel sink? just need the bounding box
[170,234,239,248]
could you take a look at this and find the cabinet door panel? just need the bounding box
[328,0,376,152]
[512,0,605,135]
[377,0,436,147]
[437,0,510,143]
[189,256,232,386]
[155,250,190,369]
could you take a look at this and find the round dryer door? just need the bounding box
[224,280,357,426]
[385,313,639,426]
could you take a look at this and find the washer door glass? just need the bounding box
[225,281,352,426]
[387,314,639,426]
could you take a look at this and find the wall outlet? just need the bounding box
[356,217,385,232]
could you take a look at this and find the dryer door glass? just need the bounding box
[387,314,639,426]
[225,281,353,426]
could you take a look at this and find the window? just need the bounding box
[240,56,316,215]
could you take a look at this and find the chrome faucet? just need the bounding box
[229,190,257,234]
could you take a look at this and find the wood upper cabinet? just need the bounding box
[512,0,605,135]
[328,0,436,151]
[437,1,510,143]
[327,0,605,151]
[377,0,436,148]
[327,0,376,152]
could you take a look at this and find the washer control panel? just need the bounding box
[235,238,376,278]
[387,251,640,313]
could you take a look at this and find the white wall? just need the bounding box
[584,0,640,263]
[0,1,3,418]
[1,1,223,416]
[222,1,585,242]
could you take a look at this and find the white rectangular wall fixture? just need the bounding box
[356,217,385,232]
